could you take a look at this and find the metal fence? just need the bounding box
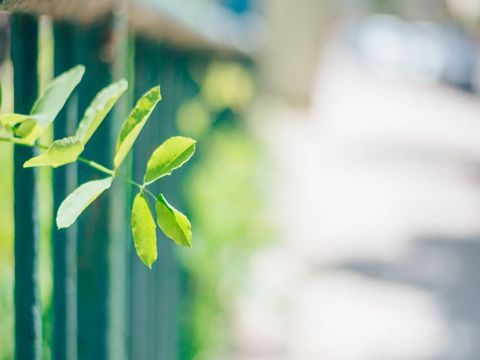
[1,1,251,359]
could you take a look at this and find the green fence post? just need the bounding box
[150,45,180,360]
[109,3,133,358]
[74,18,113,360]
[128,38,188,360]
[11,14,42,360]
[52,20,78,360]
[128,37,154,360]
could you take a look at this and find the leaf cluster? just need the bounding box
[0,65,196,267]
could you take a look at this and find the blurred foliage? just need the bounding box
[176,98,212,139]
[180,122,273,359]
[177,61,255,140]
[177,60,272,359]
[201,62,254,112]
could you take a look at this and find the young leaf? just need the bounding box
[24,137,84,168]
[75,79,128,144]
[144,136,196,185]
[114,86,161,169]
[132,193,158,268]
[16,65,85,144]
[56,177,113,229]
[0,113,31,128]
[155,193,192,247]
[0,114,41,140]
[13,118,44,144]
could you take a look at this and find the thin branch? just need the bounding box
[77,157,114,176]
[143,188,157,202]
[115,173,143,190]
[0,135,48,150]
[0,135,151,194]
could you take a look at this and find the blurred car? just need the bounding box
[345,14,478,93]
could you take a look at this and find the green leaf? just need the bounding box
[56,177,113,229]
[13,119,44,144]
[16,65,85,144]
[155,193,192,247]
[144,136,196,185]
[114,86,161,169]
[75,79,128,144]
[23,136,84,168]
[132,193,158,268]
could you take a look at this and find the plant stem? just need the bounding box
[115,173,142,190]
[77,157,114,176]
[143,188,157,202]
[0,136,48,150]
[0,136,153,197]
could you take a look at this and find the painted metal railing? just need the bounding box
[2,1,251,358]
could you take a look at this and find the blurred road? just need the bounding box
[232,42,480,360]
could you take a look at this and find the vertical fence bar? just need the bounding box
[11,14,42,360]
[128,37,153,360]
[128,38,188,360]
[52,21,78,360]
[163,48,199,360]
[109,1,132,358]
[152,45,183,360]
[74,18,113,360]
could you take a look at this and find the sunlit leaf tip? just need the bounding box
[113,86,162,169]
[75,79,128,144]
[144,136,196,185]
[56,177,113,229]
[23,137,84,168]
[16,64,86,144]
[155,193,192,247]
[30,64,85,120]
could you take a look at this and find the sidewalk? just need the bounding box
[232,44,480,360]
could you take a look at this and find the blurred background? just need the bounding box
[3,0,480,359]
